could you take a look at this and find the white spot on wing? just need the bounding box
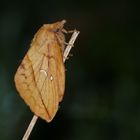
[50,75,53,81]
[40,69,48,77]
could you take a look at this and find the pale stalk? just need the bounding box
[22,30,80,140]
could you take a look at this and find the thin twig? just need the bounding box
[22,115,38,140]
[22,30,80,140]
[63,30,80,62]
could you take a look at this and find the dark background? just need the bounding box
[0,0,140,140]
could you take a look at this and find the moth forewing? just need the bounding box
[14,20,66,122]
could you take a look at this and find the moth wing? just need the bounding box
[14,39,65,122]
[35,42,65,121]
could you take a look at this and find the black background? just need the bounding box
[0,0,140,140]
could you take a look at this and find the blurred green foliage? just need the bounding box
[0,0,140,140]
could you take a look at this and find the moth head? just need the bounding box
[50,20,66,52]
[51,20,66,33]
[42,20,66,51]
[43,20,66,33]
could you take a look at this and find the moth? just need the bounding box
[15,20,67,122]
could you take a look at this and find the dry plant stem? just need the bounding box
[63,30,80,62]
[22,30,80,140]
[22,115,38,140]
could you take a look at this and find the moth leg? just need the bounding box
[64,42,74,47]
[62,29,77,34]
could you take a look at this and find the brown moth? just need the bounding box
[14,20,66,122]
